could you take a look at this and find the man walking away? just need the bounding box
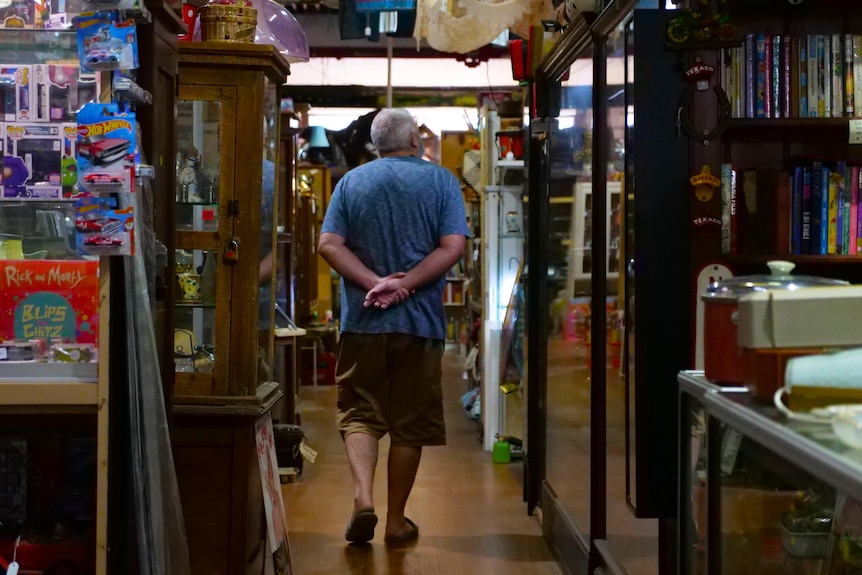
[318,108,469,544]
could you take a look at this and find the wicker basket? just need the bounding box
[200,5,257,43]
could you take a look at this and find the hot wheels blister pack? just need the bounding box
[76,102,135,193]
[75,195,135,255]
[74,12,138,71]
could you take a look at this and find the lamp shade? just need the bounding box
[308,126,330,149]
[251,0,310,63]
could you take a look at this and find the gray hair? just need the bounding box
[370,108,418,154]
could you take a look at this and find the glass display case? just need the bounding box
[170,41,291,575]
[680,371,862,575]
[0,26,111,575]
[172,42,288,403]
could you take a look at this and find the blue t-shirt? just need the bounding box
[321,156,469,340]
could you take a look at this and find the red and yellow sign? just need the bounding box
[0,260,99,344]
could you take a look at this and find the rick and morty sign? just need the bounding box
[0,260,99,345]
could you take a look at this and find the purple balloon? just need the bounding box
[252,0,309,63]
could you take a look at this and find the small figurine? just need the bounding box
[177,147,203,202]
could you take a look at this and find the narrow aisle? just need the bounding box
[281,348,562,575]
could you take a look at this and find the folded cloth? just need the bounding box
[786,347,862,391]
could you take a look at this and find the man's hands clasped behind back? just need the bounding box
[364,272,414,310]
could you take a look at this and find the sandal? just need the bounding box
[384,517,419,544]
[345,510,378,543]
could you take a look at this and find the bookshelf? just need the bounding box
[709,0,862,267]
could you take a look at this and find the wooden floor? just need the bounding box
[281,348,562,575]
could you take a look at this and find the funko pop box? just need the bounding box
[3,123,64,199]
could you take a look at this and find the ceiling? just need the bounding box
[290,6,511,60]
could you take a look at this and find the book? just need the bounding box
[783,36,792,119]
[846,34,855,116]
[730,168,739,253]
[734,46,744,118]
[808,35,819,117]
[835,163,846,253]
[854,36,862,117]
[823,168,844,255]
[850,166,858,255]
[776,171,791,254]
[832,33,843,118]
[820,35,830,118]
[793,38,808,118]
[810,161,824,254]
[746,34,757,118]
[843,166,852,254]
[791,166,804,254]
[743,169,759,251]
[857,167,862,252]
[802,166,812,252]
[773,35,782,118]
[720,164,732,253]
[756,34,767,118]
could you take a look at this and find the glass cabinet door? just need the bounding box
[258,76,280,389]
[545,56,594,543]
[174,87,236,396]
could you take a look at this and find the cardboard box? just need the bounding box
[3,123,63,199]
[33,65,97,122]
[0,66,33,121]
[0,0,35,28]
[737,286,862,349]
[61,123,78,195]
[0,71,15,121]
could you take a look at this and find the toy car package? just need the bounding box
[76,102,135,193]
[74,12,138,71]
[2,123,63,199]
[75,195,134,256]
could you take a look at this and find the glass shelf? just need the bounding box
[174,302,217,309]
[176,201,219,207]
[0,29,77,65]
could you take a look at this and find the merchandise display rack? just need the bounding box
[0,3,187,569]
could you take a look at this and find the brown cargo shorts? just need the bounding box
[335,332,446,447]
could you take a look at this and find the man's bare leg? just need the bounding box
[345,432,379,512]
[385,445,421,538]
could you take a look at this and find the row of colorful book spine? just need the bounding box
[720,162,862,255]
[789,161,861,255]
[721,33,862,119]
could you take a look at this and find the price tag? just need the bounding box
[202,208,215,221]
[0,347,7,361]
[850,119,862,145]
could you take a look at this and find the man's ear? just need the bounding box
[411,131,422,157]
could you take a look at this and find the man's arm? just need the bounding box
[259,250,274,285]
[364,234,465,308]
[401,234,465,292]
[318,232,379,291]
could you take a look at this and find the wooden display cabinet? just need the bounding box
[169,42,290,575]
